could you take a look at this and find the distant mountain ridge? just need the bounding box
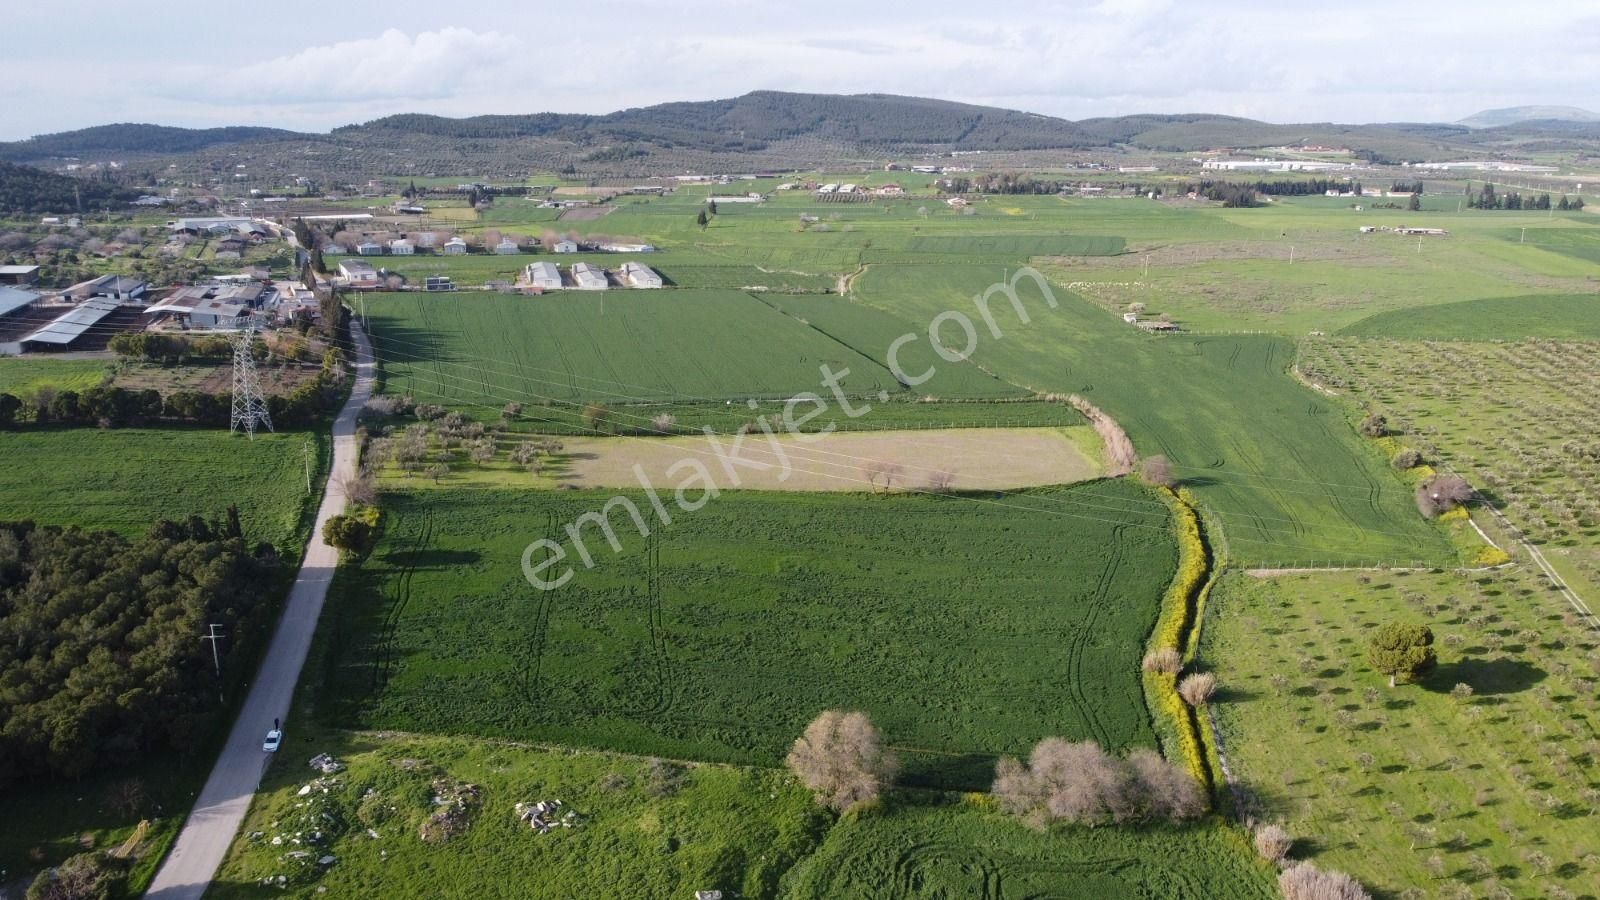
[3,92,1598,178]
[1458,105,1600,129]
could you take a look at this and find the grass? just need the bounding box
[1339,293,1600,341]
[209,731,830,900]
[850,263,1453,567]
[0,427,327,551]
[1299,338,1600,598]
[0,357,111,395]
[317,481,1176,789]
[362,289,906,406]
[781,799,1275,898]
[1207,567,1600,899]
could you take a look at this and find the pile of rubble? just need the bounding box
[418,778,482,845]
[513,799,581,834]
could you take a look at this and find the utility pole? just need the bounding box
[229,318,273,438]
[1520,227,1526,244]
[201,624,226,704]
[302,438,313,493]
[1288,245,1295,265]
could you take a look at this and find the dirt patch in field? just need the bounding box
[557,426,1102,492]
[557,206,615,222]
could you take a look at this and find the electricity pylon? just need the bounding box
[229,318,273,438]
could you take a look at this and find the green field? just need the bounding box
[782,801,1275,899]
[0,427,326,551]
[210,733,829,900]
[362,290,911,406]
[318,482,1175,788]
[1207,567,1600,899]
[1339,293,1600,340]
[0,357,111,395]
[850,263,1452,567]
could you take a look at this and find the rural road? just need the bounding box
[145,322,374,899]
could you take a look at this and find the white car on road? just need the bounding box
[262,729,282,753]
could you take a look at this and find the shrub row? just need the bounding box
[0,370,345,430]
[1144,486,1213,793]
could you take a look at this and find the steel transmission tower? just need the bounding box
[229,319,273,438]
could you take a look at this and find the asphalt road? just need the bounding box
[145,323,374,899]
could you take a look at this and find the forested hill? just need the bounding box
[0,161,140,213]
[0,124,309,163]
[348,92,1109,151]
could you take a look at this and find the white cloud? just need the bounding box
[168,27,519,106]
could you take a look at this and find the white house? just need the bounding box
[524,261,562,291]
[338,259,380,287]
[442,236,469,255]
[495,238,520,254]
[356,240,383,256]
[596,242,656,253]
[553,239,578,253]
[189,299,250,329]
[571,262,608,290]
[620,261,662,289]
[389,239,415,255]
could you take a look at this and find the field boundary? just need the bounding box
[1142,487,1216,796]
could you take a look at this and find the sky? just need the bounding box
[3,0,1598,141]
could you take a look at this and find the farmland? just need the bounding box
[316,481,1176,789]
[1207,567,1600,899]
[1338,293,1600,340]
[0,426,326,550]
[1299,337,1600,596]
[782,800,1274,899]
[0,355,110,395]
[361,289,914,406]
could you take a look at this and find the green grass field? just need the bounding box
[781,799,1275,898]
[362,290,909,406]
[850,263,1452,567]
[0,357,111,395]
[210,733,830,900]
[0,427,326,550]
[1339,293,1600,340]
[1207,568,1600,899]
[318,481,1175,788]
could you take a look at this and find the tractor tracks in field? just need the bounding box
[367,510,434,707]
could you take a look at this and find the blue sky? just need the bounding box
[3,0,1597,139]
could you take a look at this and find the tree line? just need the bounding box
[1182,180,1261,207]
[0,514,278,786]
[1465,183,1584,211]
[0,362,346,430]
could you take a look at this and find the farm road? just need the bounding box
[144,324,375,899]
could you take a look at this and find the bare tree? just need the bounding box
[992,738,1136,827]
[425,462,449,484]
[1141,648,1182,675]
[785,710,899,812]
[1139,455,1176,488]
[925,469,956,492]
[1178,672,1218,706]
[469,438,496,465]
[1278,863,1371,900]
[882,463,905,490]
[861,461,885,490]
[1414,474,1474,518]
[511,442,540,466]
[651,413,677,434]
[1126,748,1204,821]
[337,472,378,506]
[1254,823,1294,863]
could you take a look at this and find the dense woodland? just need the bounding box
[0,515,276,786]
[0,162,140,214]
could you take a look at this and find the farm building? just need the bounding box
[338,260,380,287]
[425,275,455,292]
[553,239,578,253]
[874,184,905,197]
[188,299,251,329]
[357,240,384,256]
[596,242,656,253]
[390,239,415,255]
[0,265,40,286]
[64,274,146,302]
[0,286,41,325]
[571,262,608,290]
[706,193,764,204]
[620,261,662,289]
[167,216,253,234]
[524,261,562,291]
[495,238,520,254]
[1396,227,1449,236]
[19,298,123,352]
[442,236,469,255]
[322,243,345,255]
